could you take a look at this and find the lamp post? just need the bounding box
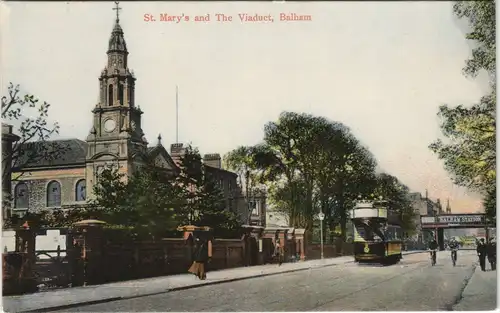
[318,211,325,259]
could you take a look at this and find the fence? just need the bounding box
[3,223,349,294]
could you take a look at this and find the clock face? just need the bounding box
[104,119,116,132]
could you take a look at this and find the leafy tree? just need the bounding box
[89,162,182,238]
[197,172,241,238]
[223,146,255,189]
[484,185,496,224]
[226,112,379,243]
[1,83,69,209]
[453,1,496,82]
[369,173,417,237]
[430,1,496,218]
[175,145,206,225]
[178,145,241,236]
[430,93,495,192]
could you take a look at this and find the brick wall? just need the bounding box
[12,167,86,212]
[94,237,246,284]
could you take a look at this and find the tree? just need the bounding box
[430,1,496,217]
[197,172,241,238]
[178,145,242,236]
[89,162,182,238]
[226,111,379,242]
[175,145,207,225]
[1,83,69,208]
[483,185,496,224]
[453,1,496,83]
[369,173,417,237]
[429,93,495,192]
[1,84,68,180]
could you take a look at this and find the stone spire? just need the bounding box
[157,134,162,146]
[446,198,451,214]
[107,2,128,69]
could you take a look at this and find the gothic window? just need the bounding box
[75,179,86,202]
[118,83,124,105]
[14,183,29,209]
[46,180,62,207]
[108,84,114,106]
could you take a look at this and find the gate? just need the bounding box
[32,228,78,289]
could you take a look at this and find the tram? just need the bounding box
[350,199,403,265]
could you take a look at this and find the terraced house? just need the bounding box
[8,11,245,222]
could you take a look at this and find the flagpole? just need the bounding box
[176,85,179,143]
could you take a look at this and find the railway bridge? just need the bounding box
[420,213,495,251]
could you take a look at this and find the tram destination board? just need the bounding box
[420,214,489,228]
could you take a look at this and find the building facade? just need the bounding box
[9,10,245,223]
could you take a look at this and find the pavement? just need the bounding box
[2,251,424,312]
[4,250,495,312]
[452,257,497,311]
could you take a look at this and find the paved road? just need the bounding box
[53,251,494,312]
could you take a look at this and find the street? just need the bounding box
[51,251,495,312]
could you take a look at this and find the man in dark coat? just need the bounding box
[477,238,488,271]
[487,238,496,271]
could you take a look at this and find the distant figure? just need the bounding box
[188,235,212,280]
[428,239,438,250]
[477,238,488,271]
[428,239,438,264]
[487,238,496,271]
[274,231,283,266]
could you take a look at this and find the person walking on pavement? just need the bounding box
[487,237,496,271]
[476,238,488,271]
[188,233,212,280]
[274,230,283,266]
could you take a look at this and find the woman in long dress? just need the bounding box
[188,235,212,280]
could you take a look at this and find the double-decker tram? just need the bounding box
[349,199,403,265]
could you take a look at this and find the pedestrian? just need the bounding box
[487,238,496,271]
[477,238,488,271]
[274,230,283,266]
[188,232,212,280]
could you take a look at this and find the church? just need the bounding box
[8,6,246,222]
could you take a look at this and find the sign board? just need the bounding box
[420,214,488,229]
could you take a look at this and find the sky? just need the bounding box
[1,1,491,213]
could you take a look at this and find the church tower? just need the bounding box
[86,3,148,193]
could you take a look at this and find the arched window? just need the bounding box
[14,183,29,209]
[75,179,86,202]
[108,84,114,106]
[118,84,124,105]
[46,180,61,207]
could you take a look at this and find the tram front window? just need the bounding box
[354,221,384,242]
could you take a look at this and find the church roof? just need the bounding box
[12,139,88,169]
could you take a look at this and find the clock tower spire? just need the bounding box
[86,2,147,192]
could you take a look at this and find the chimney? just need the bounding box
[203,153,221,169]
[170,143,185,165]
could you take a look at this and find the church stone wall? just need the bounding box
[12,167,85,212]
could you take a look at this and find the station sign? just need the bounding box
[421,214,487,228]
